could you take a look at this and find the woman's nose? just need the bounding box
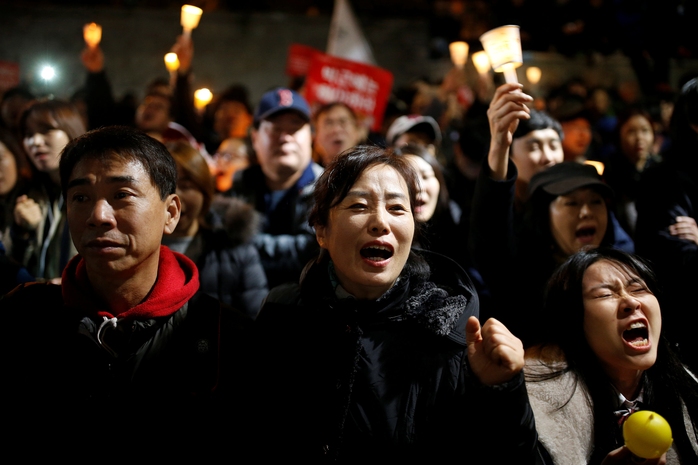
[26,133,45,147]
[369,208,390,234]
[580,203,592,218]
[620,294,642,314]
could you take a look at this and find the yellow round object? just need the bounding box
[623,410,673,459]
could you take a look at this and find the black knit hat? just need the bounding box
[528,162,613,198]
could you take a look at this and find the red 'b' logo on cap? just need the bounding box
[278,89,293,107]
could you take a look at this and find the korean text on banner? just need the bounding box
[304,52,393,133]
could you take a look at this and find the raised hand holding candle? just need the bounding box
[164,52,180,72]
[83,23,102,49]
[180,5,203,38]
[479,25,523,84]
[449,41,469,69]
[526,66,541,85]
[194,88,213,111]
[472,51,491,76]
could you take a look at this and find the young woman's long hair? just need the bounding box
[534,247,698,464]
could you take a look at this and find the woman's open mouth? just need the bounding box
[360,244,393,265]
[622,321,650,348]
[576,226,597,243]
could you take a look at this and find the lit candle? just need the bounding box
[526,66,542,85]
[479,25,523,84]
[449,41,469,69]
[584,160,605,176]
[164,52,180,72]
[83,23,102,49]
[180,5,203,38]
[194,88,213,110]
[472,51,491,76]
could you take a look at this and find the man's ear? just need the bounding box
[163,193,181,235]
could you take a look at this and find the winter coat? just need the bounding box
[171,196,269,320]
[249,249,542,464]
[0,247,254,457]
[525,348,698,464]
[225,162,323,288]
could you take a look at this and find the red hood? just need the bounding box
[62,245,200,321]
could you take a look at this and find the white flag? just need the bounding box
[326,0,376,65]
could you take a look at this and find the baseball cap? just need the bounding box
[528,162,613,198]
[254,87,311,124]
[385,115,442,147]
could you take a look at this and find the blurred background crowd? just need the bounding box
[3,0,698,353]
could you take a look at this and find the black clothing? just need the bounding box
[250,250,542,463]
[635,161,698,371]
[0,254,254,457]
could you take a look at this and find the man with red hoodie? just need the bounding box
[0,126,252,457]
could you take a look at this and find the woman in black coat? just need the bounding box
[249,145,543,463]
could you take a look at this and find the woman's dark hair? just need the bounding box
[60,126,177,200]
[308,145,428,277]
[663,77,698,170]
[535,248,698,464]
[394,143,450,221]
[0,126,32,184]
[165,140,214,227]
[19,99,87,142]
[513,109,564,142]
[309,145,419,229]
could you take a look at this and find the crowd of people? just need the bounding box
[0,26,697,463]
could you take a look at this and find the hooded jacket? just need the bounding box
[250,250,542,463]
[0,246,254,454]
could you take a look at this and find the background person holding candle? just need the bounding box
[525,247,698,464]
[470,82,629,345]
[79,25,205,153]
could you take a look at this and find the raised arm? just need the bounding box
[486,82,532,180]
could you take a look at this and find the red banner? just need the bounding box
[0,61,20,94]
[303,52,393,132]
[285,44,321,78]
